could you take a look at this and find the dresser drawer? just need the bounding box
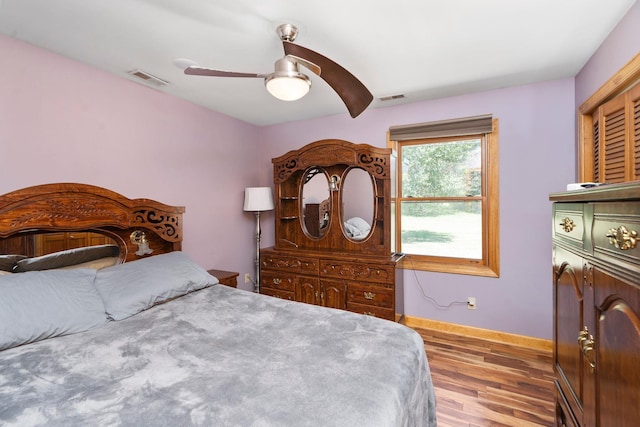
[347,302,394,321]
[320,260,394,283]
[261,270,296,292]
[261,254,319,275]
[553,203,584,249]
[347,283,393,308]
[592,202,640,268]
[261,287,294,301]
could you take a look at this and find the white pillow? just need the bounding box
[94,251,218,321]
[346,217,371,235]
[0,269,108,351]
[343,222,360,237]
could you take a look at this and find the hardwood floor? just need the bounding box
[413,327,556,427]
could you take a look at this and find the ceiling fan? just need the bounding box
[183,24,373,118]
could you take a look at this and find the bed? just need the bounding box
[0,183,437,426]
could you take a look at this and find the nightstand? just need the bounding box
[207,269,239,288]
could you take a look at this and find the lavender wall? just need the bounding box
[0,34,262,289]
[259,80,576,339]
[575,1,640,106]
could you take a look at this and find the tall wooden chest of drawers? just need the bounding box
[550,182,640,427]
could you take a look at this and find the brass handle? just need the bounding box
[363,311,376,317]
[272,278,282,285]
[364,291,376,300]
[578,326,589,344]
[578,326,596,371]
[605,225,637,251]
[560,217,575,233]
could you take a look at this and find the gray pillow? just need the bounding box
[14,244,120,272]
[94,251,218,321]
[0,269,108,351]
[0,254,26,272]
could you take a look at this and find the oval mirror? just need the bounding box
[341,167,375,242]
[301,167,331,238]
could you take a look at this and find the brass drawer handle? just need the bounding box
[272,278,282,285]
[363,291,376,300]
[559,217,575,233]
[363,311,376,317]
[578,326,596,372]
[605,225,637,251]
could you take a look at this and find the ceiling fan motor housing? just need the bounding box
[276,23,299,42]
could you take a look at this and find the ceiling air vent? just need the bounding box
[127,69,169,87]
[378,94,405,102]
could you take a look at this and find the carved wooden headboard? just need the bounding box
[0,183,185,262]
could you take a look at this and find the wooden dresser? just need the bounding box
[550,182,640,427]
[261,249,403,321]
[261,139,404,322]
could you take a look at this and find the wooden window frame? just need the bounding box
[388,118,499,277]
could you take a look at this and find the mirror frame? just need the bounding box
[271,139,394,256]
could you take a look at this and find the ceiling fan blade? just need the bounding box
[184,66,265,78]
[283,41,373,118]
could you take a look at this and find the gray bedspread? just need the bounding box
[0,285,437,426]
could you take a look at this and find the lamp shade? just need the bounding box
[243,187,274,212]
[265,75,311,101]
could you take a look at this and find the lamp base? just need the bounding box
[254,211,262,293]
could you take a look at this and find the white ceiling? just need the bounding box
[0,0,636,126]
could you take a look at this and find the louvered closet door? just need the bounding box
[602,95,627,183]
[592,110,601,183]
[593,84,640,183]
[631,84,640,180]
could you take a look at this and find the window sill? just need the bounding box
[398,254,499,278]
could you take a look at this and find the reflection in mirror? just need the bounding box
[301,167,331,238]
[0,231,121,274]
[342,167,375,241]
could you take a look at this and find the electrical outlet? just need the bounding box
[244,273,251,284]
[467,297,476,310]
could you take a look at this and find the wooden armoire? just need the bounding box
[260,139,404,322]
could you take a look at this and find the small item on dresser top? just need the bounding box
[566,182,606,191]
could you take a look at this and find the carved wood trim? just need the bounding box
[273,139,391,183]
[0,183,185,243]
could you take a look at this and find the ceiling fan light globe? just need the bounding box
[265,73,311,101]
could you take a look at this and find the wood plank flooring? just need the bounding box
[413,327,556,427]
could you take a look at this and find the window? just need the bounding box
[388,115,499,277]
